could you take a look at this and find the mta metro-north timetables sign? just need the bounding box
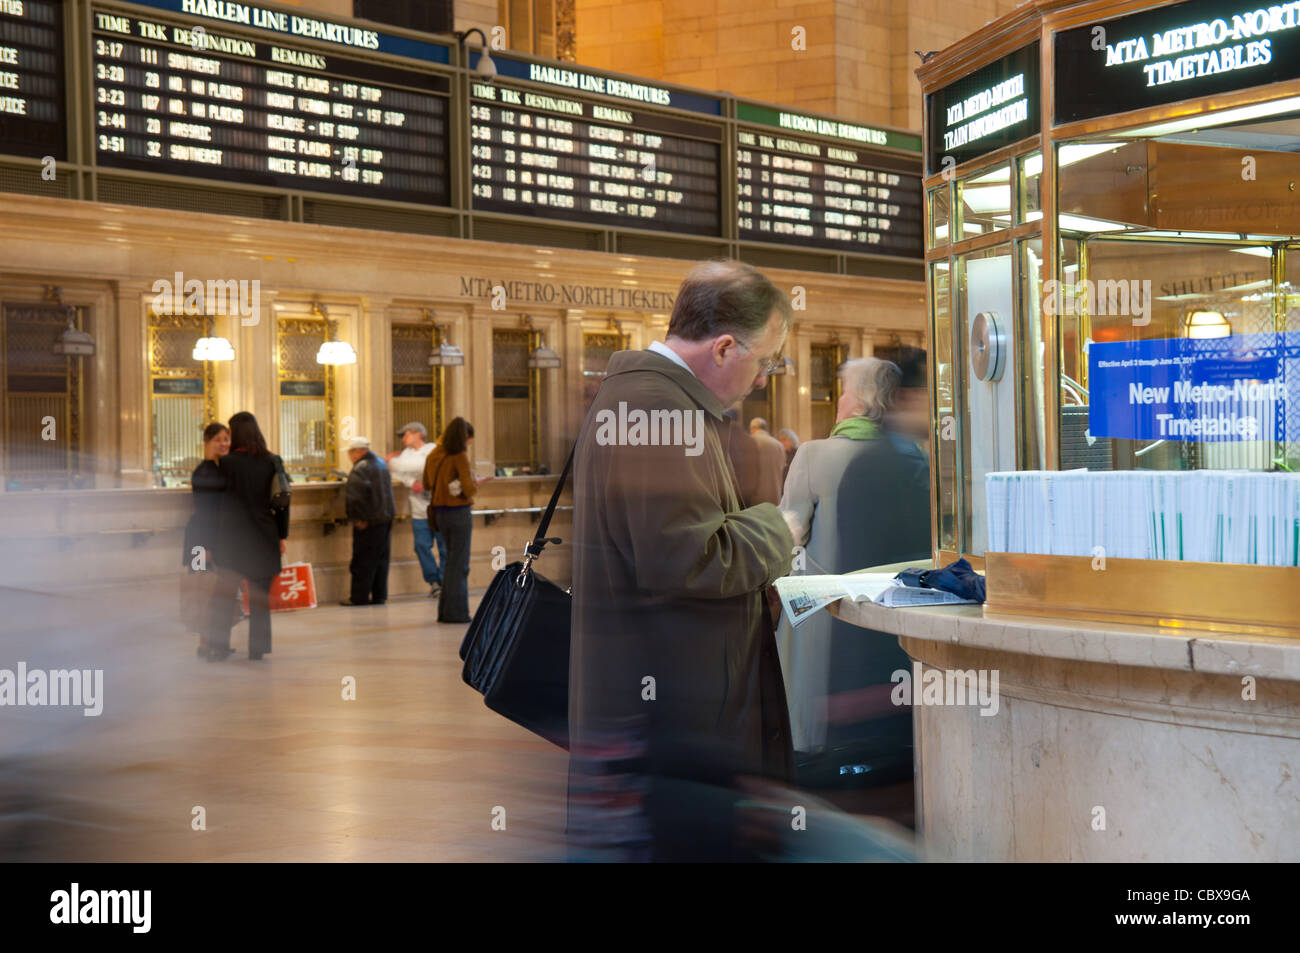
[91,7,450,204]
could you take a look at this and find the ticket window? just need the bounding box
[582,329,628,411]
[493,327,541,474]
[392,323,443,446]
[149,311,214,487]
[1,303,87,492]
[276,316,334,480]
[808,342,843,440]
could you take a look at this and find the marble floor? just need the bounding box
[1,582,916,862]
[1,585,569,862]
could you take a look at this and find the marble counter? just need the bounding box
[829,597,1300,861]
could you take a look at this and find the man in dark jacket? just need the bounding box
[342,437,396,606]
[568,260,795,861]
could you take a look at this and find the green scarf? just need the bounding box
[830,415,879,441]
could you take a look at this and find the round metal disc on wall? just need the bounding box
[970,310,1006,383]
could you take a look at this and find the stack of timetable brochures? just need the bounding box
[985,470,1300,566]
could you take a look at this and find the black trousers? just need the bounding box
[208,569,274,657]
[350,521,392,605]
[433,506,472,622]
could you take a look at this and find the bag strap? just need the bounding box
[523,442,575,562]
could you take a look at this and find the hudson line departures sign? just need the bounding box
[925,42,1040,175]
[736,103,923,257]
[1056,0,1300,124]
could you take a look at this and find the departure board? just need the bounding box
[0,0,65,158]
[736,128,923,257]
[470,81,722,235]
[90,8,450,205]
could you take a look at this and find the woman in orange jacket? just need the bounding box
[421,417,489,623]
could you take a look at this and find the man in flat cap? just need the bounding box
[342,437,396,606]
[387,422,444,598]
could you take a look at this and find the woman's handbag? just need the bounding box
[458,446,573,749]
[269,454,292,509]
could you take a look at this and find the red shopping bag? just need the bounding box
[240,564,317,613]
[271,563,317,611]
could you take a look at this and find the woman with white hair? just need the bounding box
[775,357,930,778]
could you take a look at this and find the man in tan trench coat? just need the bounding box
[568,260,796,861]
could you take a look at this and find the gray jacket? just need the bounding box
[776,429,930,751]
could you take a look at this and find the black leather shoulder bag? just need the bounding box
[458,445,574,749]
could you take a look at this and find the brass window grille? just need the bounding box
[392,321,444,443]
[1,303,85,491]
[276,315,335,479]
[492,326,538,470]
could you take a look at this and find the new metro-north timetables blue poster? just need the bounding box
[1088,332,1298,443]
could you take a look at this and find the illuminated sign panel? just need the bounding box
[91,8,450,204]
[926,42,1040,174]
[0,0,66,158]
[470,81,722,235]
[737,104,922,257]
[1056,0,1300,122]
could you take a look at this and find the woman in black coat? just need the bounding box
[209,412,289,661]
[183,422,230,657]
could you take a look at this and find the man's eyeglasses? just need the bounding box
[735,338,784,376]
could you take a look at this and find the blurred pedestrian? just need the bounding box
[422,418,488,624]
[342,437,396,607]
[776,427,800,484]
[211,412,289,661]
[387,422,444,598]
[569,259,795,861]
[748,417,786,504]
[776,358,929,766]
[723,406,760,506]
[182,422,230,658]
[883,346,931,483]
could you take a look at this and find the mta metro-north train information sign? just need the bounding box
[91,7,450,205]
[469,80,723,236]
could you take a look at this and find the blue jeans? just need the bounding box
[412,516,446,585]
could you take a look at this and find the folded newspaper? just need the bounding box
[774,573,979,627]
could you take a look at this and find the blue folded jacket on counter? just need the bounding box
[895,557,986,603]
